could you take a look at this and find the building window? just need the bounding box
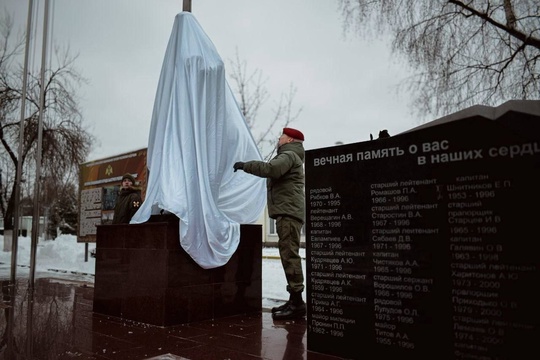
[269,217,276,235]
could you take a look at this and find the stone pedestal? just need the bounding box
[93,215,262,326]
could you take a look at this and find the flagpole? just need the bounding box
[10,0,35,284]
[29,0,51,289]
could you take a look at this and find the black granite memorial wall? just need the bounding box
[305,101,540,359]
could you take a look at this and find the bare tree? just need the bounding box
[228,50,302,160]
[338,0,540,118]
[43,180,78,238]
[0,13,94,231]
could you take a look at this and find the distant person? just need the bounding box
[112,173,142,224]
[378,129,390,139]
[233,127,306,320]
[370,129,391,140]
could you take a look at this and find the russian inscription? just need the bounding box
[306,114,539,359]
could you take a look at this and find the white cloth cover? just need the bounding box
[130,12,266,269]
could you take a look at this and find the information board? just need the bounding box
[305,110,539,359]
[78,148,147,242]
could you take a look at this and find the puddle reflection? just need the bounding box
[0,277,336,360]
[0,278,93,359]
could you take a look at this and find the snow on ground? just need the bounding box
[0,235,306,308]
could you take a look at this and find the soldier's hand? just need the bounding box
[233,162,245,172]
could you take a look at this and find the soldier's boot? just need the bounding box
[271,292,292,313]
[272,291,306,320]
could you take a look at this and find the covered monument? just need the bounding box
[130,12,266,269]
[93,11,267,326]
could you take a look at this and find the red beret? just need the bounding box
[283,127,304,141]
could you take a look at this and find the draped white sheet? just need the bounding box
[130,12,266,269]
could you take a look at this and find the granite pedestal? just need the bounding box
[93,215,262,326]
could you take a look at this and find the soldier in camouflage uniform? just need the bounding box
[234,127,306,320]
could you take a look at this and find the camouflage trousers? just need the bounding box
[276,216,305,294]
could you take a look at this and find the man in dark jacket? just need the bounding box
[234,127,305,320]
[112,173,142,224]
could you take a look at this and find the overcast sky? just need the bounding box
[4,0,420,161]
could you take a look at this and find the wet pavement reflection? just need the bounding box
[0,277,344,360]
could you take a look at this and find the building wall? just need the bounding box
[0,216,45,237]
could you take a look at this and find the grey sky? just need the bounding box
[4,0,419,161]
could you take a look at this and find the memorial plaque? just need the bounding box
[305,102,540,359]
